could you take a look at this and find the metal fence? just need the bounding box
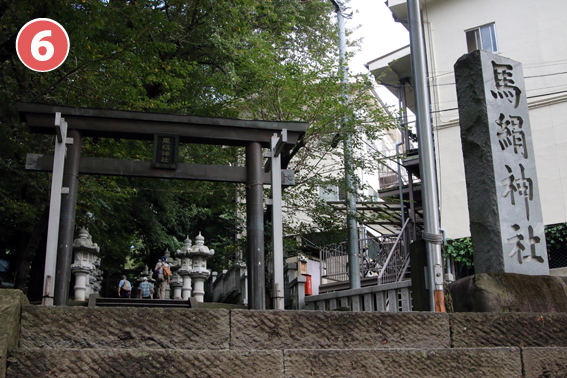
[304,280,412,312]
[548,243,567,269]
[318,228,409,286]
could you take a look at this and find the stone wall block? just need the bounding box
[230,310,450,350]
[522,347,567,378]
[6,349,283,378]
[283,348,521,378]
[0,290,28,378]
[20,307,229,350]
[450,313,567,348]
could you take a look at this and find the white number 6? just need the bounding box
[31,30,54,61]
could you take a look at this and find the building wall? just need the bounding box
[418,0,567,238]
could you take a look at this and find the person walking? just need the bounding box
[139,277,153,299]
[118,275,132,298]
[154,256,171,299]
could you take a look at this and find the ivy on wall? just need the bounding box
[443,237,474,268]
[443,222,567,272]
[545,223,567,252]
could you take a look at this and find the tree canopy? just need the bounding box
[0,0,394,296]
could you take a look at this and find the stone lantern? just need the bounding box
[89,257,102,297]
[169,271,183,299]
[139,265,152,280]
[175,236,193,299]
[70,228,100,301]
[189,232,214,302]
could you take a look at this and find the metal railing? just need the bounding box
[318,220,411,286]
[376,219,411,284]
[304,280,412,312]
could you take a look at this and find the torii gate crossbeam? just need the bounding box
[18,102,308,310]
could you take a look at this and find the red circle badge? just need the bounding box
[16,18,70,72]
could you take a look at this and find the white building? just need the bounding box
[368,0,567,239]
[283,86,405,238]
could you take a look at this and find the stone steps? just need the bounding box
[5,304,567,377]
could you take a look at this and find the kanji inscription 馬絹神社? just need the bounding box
[455,50,549,275]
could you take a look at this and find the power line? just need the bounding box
[431,107,457,114]
[427,71,567,88]
[431,89,567,113]
[412,70,567,89]
[528,89,567,99]
[525,71,567,79]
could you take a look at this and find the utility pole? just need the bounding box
[406,0,446,312]
[331,0,360,289]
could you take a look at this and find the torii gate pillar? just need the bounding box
[246,141,265,310]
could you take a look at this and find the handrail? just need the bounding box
[396,253,412,282]
[377,218,411,283]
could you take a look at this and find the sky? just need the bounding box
[344,0,410,108]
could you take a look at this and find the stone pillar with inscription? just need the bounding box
[455,50,549,275]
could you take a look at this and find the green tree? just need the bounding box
[0,0,394,294]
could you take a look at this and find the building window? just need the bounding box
[319,185,346,202]
[367,187,379,202]
[466,23,498,53]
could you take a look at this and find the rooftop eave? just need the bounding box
[386,0,435,28]
[366,45,415,111]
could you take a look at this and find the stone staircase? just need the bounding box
[2,290,567,377]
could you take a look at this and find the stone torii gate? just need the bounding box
[18,102,308,310]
